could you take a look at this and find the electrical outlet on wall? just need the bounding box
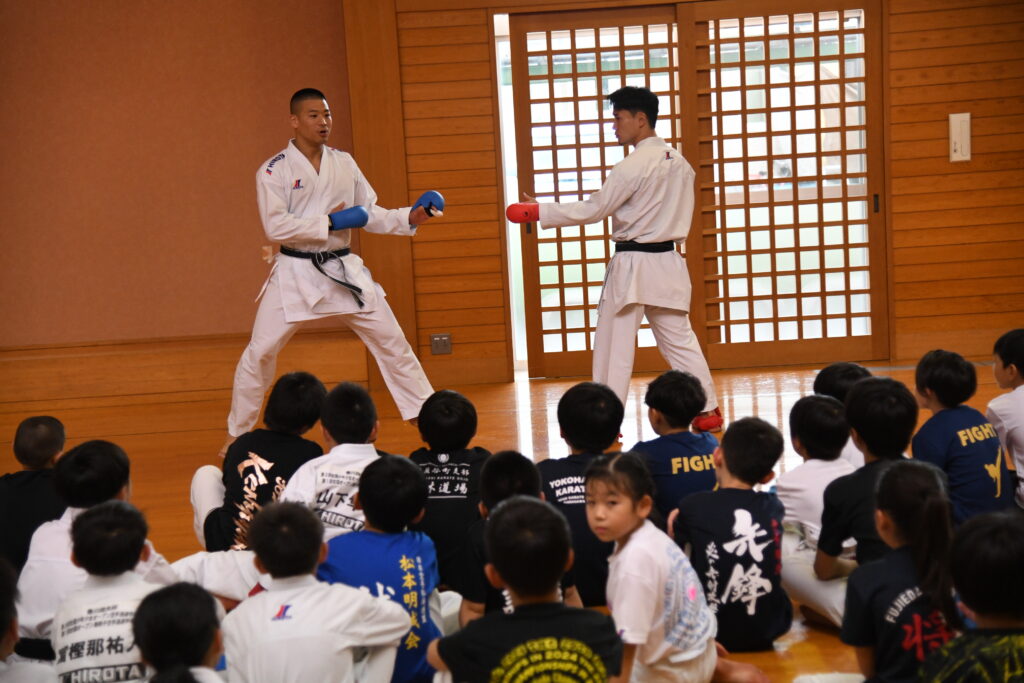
[430,333,452,355]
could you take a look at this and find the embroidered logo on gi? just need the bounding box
[272,604,293,620]
[265,153,285,175]
[293,179,304,190]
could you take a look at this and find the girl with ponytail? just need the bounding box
[839,459,960,681]
[132,583,223,683]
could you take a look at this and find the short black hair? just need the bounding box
[0,558,16,632]
[134,583,220,676]
[951,510,1024,620]
[789,395,849,461]
[71,501,148,576]
[608,86,658,128]
[645,371,706,428]
[813,362,871,403]
[994,329,1024,374]
[358,455,428,533]
[845,377,917,460]
[321,382,376,444]
[479,451,540,510]
[915,349,977,408]
[54,440,131,508]
[583,451,655,503]
[248,502,324,578]
[558,382,623,454]
[720,417,784,484]
[486,496,570,598]
[290,88,327,114]
[13,415,65,469]
[417,390,477,453]
[264,372,327,434]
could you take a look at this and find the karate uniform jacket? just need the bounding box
[538,136,696,314]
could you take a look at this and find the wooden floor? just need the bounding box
[0,360,1005,680]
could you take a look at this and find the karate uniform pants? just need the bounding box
[780,532,847,627]
[593,302,718,411]
[228,278,433,436]
[191,465,225,548]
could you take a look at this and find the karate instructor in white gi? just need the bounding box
[507,86,721,431]
[223,88,441,454]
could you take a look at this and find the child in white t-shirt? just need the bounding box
[987,328,1024,508]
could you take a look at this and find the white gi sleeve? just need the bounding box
[353,593,412,647]
[137,540,179,585]
[350,162,416,237]
[256,170,331,244]
[279,464,314,505]
[538,160,641,229]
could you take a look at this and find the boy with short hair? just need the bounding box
[671,417,792,652]
[409,390,490,589]
[223,502,410,683]
[51,501,158,682]
[630,370,718,519]
[813,361,871,468]
[912,349,1013,524]
[280,381,385,539]
[920,510,1024,680]
[0,416,67,573]
[0,559,56,682]
[192,371,326,551]
[538,382,622,607]
[450,451,582,626]
[16,441,176,661]
[986,329,1024,508]
[317,455,442,683]
[427,496,623,682]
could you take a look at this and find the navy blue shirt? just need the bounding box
[912,405,1014,524]
[630,431,718,519]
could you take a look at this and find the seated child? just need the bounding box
[450,451,581,626]
[133,582,224,683]
[776,395,855,549]
[222,502,409,682]
[427,496,623,682]
[806,378,918,627]
[192,371,326,550]
[813,361,871,468]
[0,559,56,682]
[280,381,385,539]
[912,349,1013,524]
[16,440,176,661]
[537,382,621,607]
[920,509,1024,680]
[408,390,490,589]
[317,454,442,683]
[986,328,1024,508]
[52,501,159,683]
[672,418,792,652]
[840,460,959,680]
[0,416,67,573]
[630,371,717,519]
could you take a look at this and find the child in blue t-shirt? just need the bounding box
[630,370,717,520]
[317,455,441,683]
[912,349,1014,524]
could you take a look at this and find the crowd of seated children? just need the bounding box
[192,371,326,551]
[912,349,1013,524]
[0,416,66,574]
[630,370,718,519]
[671,417,792,653]
[408,390,490,590]
[987,329,1024,508]
[538,382,622,607]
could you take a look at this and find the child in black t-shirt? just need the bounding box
[428,496,622,683]
[452,451,581,626]
[629,371,718,520]
[537,382,622,607]
[841,459,959,681]
[193,372,326,551]
[408,390,489,589]
[671,417,792,652]
[0,416,67,573]
[920,510,1024,681]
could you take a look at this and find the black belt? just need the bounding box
[614,240,676,253]
[280,246,363,308]
[15,637,55,661]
